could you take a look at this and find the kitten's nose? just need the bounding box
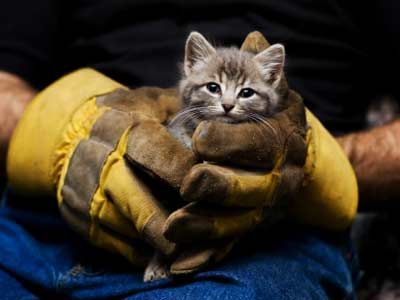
[222,103,235,113]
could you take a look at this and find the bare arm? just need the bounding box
[0,71,36,177]
[337,120,400,211]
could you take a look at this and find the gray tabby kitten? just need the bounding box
[168,31,286,147]
[144,32,286,282]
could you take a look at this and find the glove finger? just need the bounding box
[96,87,181,124]
[90,192,141,240]
[103,158,176,256]
[60,129,176,256]
[90,222,152,267]
[192,120,282,169]
[170,239,237,275]
[172,166,304,243]
[59,200,151,267]
[164,202,263,243]
[181,163,281,208]
[60,198,140,240]
[125,119,198,190]
[192,95,307,169]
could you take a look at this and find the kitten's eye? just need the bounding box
[206,82,221,94]
[239,88,255,98]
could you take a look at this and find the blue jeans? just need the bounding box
[0,188,358,300]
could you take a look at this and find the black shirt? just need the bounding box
[1,0,399,134]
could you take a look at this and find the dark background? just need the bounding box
[0,0,399,135]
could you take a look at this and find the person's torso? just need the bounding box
[55,0,377,133]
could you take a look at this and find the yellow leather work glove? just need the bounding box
[6,32,358,277]
[163,32,358,274]
[7,69,198,266]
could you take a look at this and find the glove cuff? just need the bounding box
[7,68,125,195]
[290,108,358,230]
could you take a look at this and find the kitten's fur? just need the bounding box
[144,32,286,282]
[168,32,286,148]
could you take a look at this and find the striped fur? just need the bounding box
[168,32,286,148]
[180,32,284,123]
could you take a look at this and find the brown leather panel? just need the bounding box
[170,239,236,275]
[96,88,135,111]
[142,212,176,256]
[97,87,182,123]
[90,109,132,148]
[126,119,197,190]
[62,139,110,213]
[192,87,307,170]
[192,120,282,170]
[180,164,230,204]
[59,201,90,236]
[62,107,133,214]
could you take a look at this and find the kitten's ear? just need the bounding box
[184,32,216,76]
[253,44,285,85]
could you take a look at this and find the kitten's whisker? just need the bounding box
[249,113,277,136]
[178,112,204,125]
[170,106,206,119]
[247,116,262,135]
[169,107,209,126]
[171,113,199,127]
[206,106,221,113]
[248,115,270,136]
[256,119,275,135]
[172,110,209,127]
[247,114,276,137]
[173,106,207,115]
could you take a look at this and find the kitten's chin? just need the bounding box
[199,113,247,124]
[212,115,243,124]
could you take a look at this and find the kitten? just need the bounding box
[168,31,286,148]
[144,32,287,282]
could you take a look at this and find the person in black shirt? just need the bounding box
[0,0,399,298]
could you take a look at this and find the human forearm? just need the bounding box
[0,71,36,177]
[337,120,400,211]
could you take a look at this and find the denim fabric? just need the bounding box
[0,188,358,300]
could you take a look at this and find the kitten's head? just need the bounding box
[179,32,286,123]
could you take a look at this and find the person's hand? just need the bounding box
[163,89,308,274]
[337,119,400,210]
[162,32,358,275]
[164,104,358,275]
[0,71,35,177]
[7,69,198,265]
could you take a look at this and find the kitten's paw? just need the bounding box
[143,254,170,282]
